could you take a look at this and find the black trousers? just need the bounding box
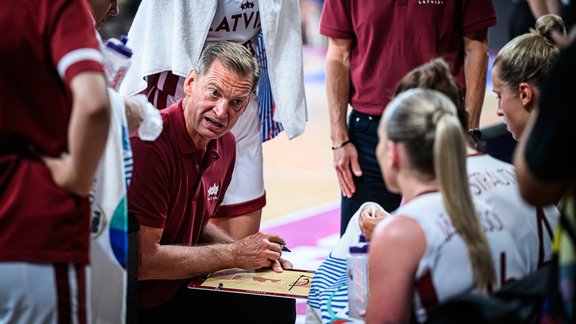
[137,283,296,324]
[508,1,535,40]
[340,110,402,236]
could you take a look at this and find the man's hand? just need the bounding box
[359,206,389,241]
[232,232,290,271]
[333,143,362,198]
[124,97,144,136]
[271,258,294,273]
[326,37,360,198]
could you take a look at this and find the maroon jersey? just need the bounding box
[320,0,496,115]
[0,0,104,264]
[128,101,236,308]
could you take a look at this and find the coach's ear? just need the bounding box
[183,69,197,97]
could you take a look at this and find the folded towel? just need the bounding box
[119,1,215,98]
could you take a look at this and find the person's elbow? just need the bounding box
[326,37,352,63]
[137,257,157,280]
[85,94,111,123]
[464,30,489,56]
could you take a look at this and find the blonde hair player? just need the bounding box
[366,89,527,323]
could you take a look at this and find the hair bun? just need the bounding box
[534,14,566,44]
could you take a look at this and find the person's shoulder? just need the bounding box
[158,102,183,135]
[161,103,180,118]
[371,215,425,257]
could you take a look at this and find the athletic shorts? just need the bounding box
[145,74,266,217]
[0,262,89,324]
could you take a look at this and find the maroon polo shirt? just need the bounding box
[0,0,104,265]
[128,100,236,309]
[320,0,496,115]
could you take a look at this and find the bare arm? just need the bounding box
[124,97,144,136]
[106,88,143,137]
[365,217,425,323]
[528,0,562,17]
[463,30,489,129]
[326,37,351,145]
[513,111,566,206]
[326,37,361,198]
[137,224,287,280]
[42,72,110,196]
[200,222,235,244]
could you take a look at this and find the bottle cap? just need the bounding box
[349,244,369,254]
[105,35,133,58]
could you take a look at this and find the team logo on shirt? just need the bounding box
[208,183,220,201]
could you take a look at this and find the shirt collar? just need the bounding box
[173,99,221,160]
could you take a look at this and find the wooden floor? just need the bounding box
[261,47,502,223]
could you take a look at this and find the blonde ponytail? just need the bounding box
[383,89,496,292]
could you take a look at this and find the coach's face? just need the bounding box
[182,60,253,150]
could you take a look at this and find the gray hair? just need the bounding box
[196,41,260,90]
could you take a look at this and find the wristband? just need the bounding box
[331,140,351,150]
[468,128,482,143]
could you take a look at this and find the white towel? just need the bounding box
[259,0,308,139]
[119,0,307,139]
[89,89,132,324]
[118,1,215,97]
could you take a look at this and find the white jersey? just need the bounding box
[155,0,262,102]
[467,153,559,272]
[206,0,260,54]
[398,192,528,322]
[306,154,560,324]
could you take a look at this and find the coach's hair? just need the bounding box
[494,14,565,92]
[381,89,496,293]
[196,41,260,90]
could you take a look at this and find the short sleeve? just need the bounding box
[50,0,103,83]
[461,0,497,36]
[319,0,354,39]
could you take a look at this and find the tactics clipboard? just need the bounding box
[187,268,314,299]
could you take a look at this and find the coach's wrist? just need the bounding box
[468,128,482,143]
[331,140,351,150]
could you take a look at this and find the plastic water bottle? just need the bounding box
[103,35,132,90]
[347,234,369,320]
